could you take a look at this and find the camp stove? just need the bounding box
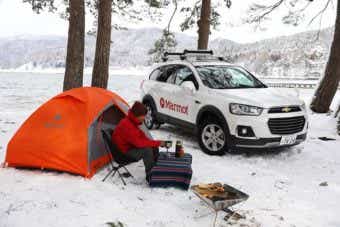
[191,183,249,224]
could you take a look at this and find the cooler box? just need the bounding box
[149,152,193,190]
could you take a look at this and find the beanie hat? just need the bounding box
[130,101,147,117]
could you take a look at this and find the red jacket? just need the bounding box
[111,111,161,153]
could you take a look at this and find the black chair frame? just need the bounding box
[101,129,136,185]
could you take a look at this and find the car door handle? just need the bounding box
[195,100,201,104]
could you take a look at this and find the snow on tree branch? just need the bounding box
[245,0,333,31]
[245,0,285,24]
[23,0,57,13]
[149,0,178,62]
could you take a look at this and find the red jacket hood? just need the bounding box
[127,110,142,126]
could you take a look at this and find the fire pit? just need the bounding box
[191,183,249,225]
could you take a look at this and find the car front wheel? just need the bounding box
[198,118,228,155]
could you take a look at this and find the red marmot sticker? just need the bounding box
[160,98,188,115]
[160,97,165,108]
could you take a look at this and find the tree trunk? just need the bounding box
[91,0,112,89]
[63,0,85,91]
[197,0,211,50]
[310,0,340,113]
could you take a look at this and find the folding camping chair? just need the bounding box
[101,129,137,185]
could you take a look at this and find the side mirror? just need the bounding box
[181,81,196,93]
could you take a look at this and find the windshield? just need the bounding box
[196,66,266,89]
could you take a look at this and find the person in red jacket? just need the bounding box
[112,101,166,180]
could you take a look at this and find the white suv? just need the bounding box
[141,50,308,155]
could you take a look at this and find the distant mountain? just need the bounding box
[0,28,200,69]
[0,27,334,79]
[0,35,67,70]
[214,27,334,79]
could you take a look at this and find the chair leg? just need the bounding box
[102,167,117,182]
[112,168,118,178]
[116,168,127,185]
[103,165,133,185]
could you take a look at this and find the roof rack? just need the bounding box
[162,52,186,61]
[163,52,184,57]
[162,49,227,63]
[183,49,214,55]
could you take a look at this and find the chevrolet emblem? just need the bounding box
[282,107,291,113]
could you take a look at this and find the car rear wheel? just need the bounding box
[198,118,228,155]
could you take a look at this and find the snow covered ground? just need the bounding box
[0,72,340,227]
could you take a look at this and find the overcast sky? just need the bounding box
[0,0,336,43]
[0,0,69,37]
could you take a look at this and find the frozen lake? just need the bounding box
[1,72,339,119]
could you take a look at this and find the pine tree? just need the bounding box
[25,0,163,90]
[63,0,85,91]
[197,0,211,50]
[91,0,112,89]
[148,29,177,63]
[89,0,164,88]
[148,0,178,62]
[148,0,231,61]
[180,0,232,50]
[310,0,340,113]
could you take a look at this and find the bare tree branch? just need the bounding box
[245,0,334,40]
[180,0,200,31]
[307,0,333,40]
[167,0,178,33]
[308,0,332,26]
[247,0,285,24]
[295,0,312,14]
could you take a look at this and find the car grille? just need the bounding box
[268,116,305,135]
[268,106,301,114]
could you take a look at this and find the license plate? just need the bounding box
[280,135,297,145]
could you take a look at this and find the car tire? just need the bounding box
[198,117,228,155]
[154,122,162,129]
[143,101,157,130]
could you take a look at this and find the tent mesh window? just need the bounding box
[101,105,125,126]
[88,105,126,169]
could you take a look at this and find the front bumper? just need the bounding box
[231,133,307,148]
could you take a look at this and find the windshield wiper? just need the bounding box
[237,84,255,88]
[255,84,267,88]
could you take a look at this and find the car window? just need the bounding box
[175,67,192,85]
[149,68,161,81]
[156,65,177,83]
[166,67,177,84]
[175,66,199,89]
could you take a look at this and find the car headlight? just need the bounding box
[301,103,306,111]
[229,103,263,116]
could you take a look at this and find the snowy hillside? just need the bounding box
[0,27,335,79]
[217,27,334,79]
[0,28,225,69]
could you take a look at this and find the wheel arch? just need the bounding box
[196,105,231,136]
[142,94,158,113]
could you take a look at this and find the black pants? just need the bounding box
[125,147,159,174]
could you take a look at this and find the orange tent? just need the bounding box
[5,87,131,178]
